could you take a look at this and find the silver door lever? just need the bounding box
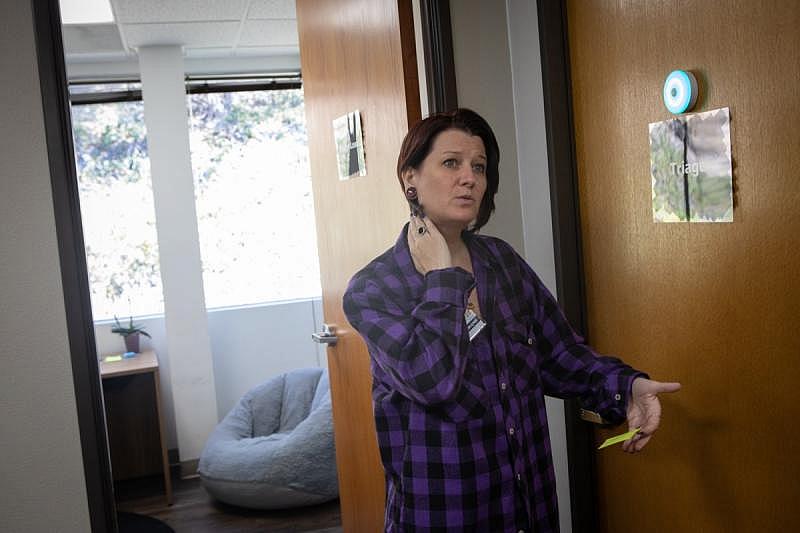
[312,323,338,345]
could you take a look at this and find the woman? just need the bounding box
[343,109,680,532]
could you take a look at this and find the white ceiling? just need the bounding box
[62,0,299,69]
[60,0,114,24]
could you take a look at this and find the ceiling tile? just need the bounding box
[112,0,249,24]
[65,51,131,65]
[248,0,296,19]
[182,54,301,77]
[238,19,298,47]
[60,0,114,24]
[232,45,299,57]
[123,21,240,48]
[62,24,125,54]
[183,47,237,59]
[183,46,296,58]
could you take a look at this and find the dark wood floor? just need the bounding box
[115,475,342,532]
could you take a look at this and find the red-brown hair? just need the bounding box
[397,108,500,232]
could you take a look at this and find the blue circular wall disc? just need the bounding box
[663,70,698,114]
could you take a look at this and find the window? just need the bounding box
[70,83,165,320]
[188,88,321,308]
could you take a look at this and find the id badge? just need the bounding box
[464,309,487,341]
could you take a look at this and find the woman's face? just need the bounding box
[404,128,487,231]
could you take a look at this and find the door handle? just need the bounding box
[580,408,611,425]
[312,323,338,345]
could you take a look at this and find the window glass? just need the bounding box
[71,99,165,319]
[188,89,321,308]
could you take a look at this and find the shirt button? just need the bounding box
[527,337,534,345]
[614,393,622,401]
[500,382,508,391]
[508,427,515,436]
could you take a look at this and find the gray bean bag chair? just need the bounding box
[198,367,338,509]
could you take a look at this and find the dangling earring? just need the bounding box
[405,187,424,217]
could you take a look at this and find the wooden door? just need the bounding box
[296,1,420,531]
[566,1,800,531]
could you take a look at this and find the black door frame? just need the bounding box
[536,1,599,531]
[31,0,117,531]
[418,0,458,113]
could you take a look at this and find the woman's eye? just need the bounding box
[443,158,458,168]
[473,164,486,174]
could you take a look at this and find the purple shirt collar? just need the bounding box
[391,222,499,322]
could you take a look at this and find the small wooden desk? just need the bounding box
[100,350,173,505]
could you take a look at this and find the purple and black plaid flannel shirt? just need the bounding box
[343,225,645,532]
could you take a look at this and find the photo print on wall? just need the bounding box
[649,107,732,223]
[333,110,367,180]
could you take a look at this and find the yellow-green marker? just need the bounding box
[598,427,641,450]
[103,355,123,363]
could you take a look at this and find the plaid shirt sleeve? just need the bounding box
[343,266,476,406]
[506,242,647,424]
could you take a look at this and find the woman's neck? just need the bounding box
[437,222,469,260]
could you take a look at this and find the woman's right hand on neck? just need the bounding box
[407,215,452,275]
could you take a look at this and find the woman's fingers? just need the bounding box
[632,433,651,452]
[655,381,682,394]
[633,377,681,396]
[409,212,421,231]
[621,377,682,453]
[407,216,451,274]
[622,438,633,453]
[632,410,659,453]
[623,431,649,454]
[407,216,425,247]
[622,409,641,453]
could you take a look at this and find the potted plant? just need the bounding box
[111,316,151,354]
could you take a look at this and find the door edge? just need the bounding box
[536,1,599,531]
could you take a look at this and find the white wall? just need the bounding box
[138,45,219,462]
[450,1,572,531]
[207,298,326,419]
[94,298,326,448]
[449,0,524,254]
[0,2,91,531]
[505,1,572,530]
[411,0,430,118]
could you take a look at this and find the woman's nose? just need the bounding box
[459,168,477,186]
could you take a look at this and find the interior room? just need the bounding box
[61,0,344,531]
[2,0,798,532]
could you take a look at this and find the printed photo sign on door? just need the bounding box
[333,110,367,180]
[649,107,732,223]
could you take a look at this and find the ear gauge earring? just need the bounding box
[406,186,424,217]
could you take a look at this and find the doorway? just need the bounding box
[47,0,329,530]
[36,0,445,531]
